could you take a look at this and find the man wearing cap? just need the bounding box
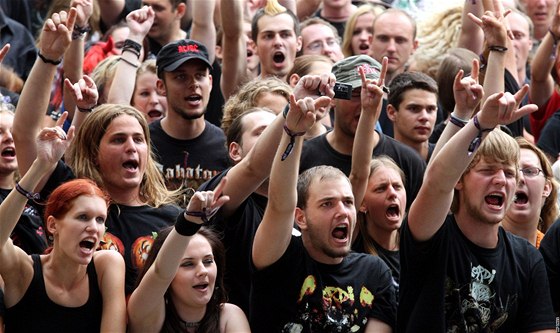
[151,39,229,199]
[300,55,426,210]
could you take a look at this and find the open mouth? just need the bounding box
[186,95,202,102]
[123,160,139,171]
[273,51,285,64]
[193,283,209,290]
[332,224,348,240]
[1,147,15,157]
[147,110,163,118]
[359,44,369,50]
[514,192,528,204]
[80,238,96,250]
[485,194,504,207]
[247,49,253,57]
[386,204,400,218]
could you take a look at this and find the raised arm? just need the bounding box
[350,57,387,213]
[429,60,483,167]
[529,1,560,108]
[191,0,216,64]
[62,0,93,123]
[219,74,335,218]
[220,0,248,99]
[458,0,484,54]
[107,6,154,105]
[252,94,328,270]
[408,88,536,242]
[127,179,230,333]
[0,116,74,304]
[13,9,77,178]
[65,74,98,133]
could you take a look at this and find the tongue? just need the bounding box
[486,196,501,205]
[332,229,346,240]
[515,194,528,204]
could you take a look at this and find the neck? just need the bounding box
[107,186,144,206]
[394,134,429,162]
[42,252,87,289]
[0,171,15,189]
[161,115,206,140]
[157,28,187,48]
[455,211,500,249]
[367,219,399,251]
[321,5,354,21]
[172,296,206,324]
[534,24,549,41]
[327,129,354,156]
[502,216,538,246]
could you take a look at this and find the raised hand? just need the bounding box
[71,0,93,28]
[360,56,387,114]
[40,8,78,61]
[126,6,155,41]
[285,94,320,135]
[468,0,509,48]
[0,44,10,64]
[293,73,335,103]
[185,177,230,224]
[453,58,484,118]
[551,0,560,38]
[64,75,98,110]
[36,112,75,165]
[477,85,537,129]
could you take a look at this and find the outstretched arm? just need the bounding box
[107,6,154,105]
[127,179,230,333]
[408,88,536,242]
[0,116,74,304]
[530,1,560,108]
[350,57,387,218]
[220,0,248,100]
[191,0,216,64]
[220,74,334,218]
[252,93,328,270]
[13,9,77,180]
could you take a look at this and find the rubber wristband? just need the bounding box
[488,45,508,53]
[15,183,41,201]
[38,52,62,65]
[281,124,306,161]
[175,212,202,236]
[467,114,493,156]
[449,113,469,128]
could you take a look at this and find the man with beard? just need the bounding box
[250,62,396,333]
[251,0,302,82]
[151,39,229,199]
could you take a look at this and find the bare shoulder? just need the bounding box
[220,303,251,333]
[93,250,124,271]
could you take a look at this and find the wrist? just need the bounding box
[175,212,202,236]
[38,52,62,66]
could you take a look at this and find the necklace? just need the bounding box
[179,318,200,329]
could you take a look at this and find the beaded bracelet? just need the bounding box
[467,114,493,156]
[15,183,40,201]
[281,124,306,161]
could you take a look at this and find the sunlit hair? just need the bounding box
[387,71,438,110]
[251,0,300,42]
[297,166,351,209]
[410,6,462,79]
[66,104,181,207]
[0,66,23,93]
[358,156,405,257]
[288,54,333,81]
[226,107,275,147]
[221,77,291,136]
[341,4,384,57]
[516,137,559,232]
[436,48,477,116]
[451,129,520,213]
[132,59,158,105]
[136,226,226,333]
[90,55,121,104]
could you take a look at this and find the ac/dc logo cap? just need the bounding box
[157,39,212,77]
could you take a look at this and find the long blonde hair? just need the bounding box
[66,104,180,207]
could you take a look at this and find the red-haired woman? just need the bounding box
[0,120,126,332]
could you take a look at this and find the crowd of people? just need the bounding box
[0,0,559,332]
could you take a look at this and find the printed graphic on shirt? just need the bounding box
[284,275,374,332]
[130,232,157,270]
[444,264,517,332]
[156,160,220,192]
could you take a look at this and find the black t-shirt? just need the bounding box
[205,59,225,128]
[313,10,346,41]
[352,236,400,286]
[504,69,524,137]
[41,161,181,295]
[250,236,397,333]
[537,111,560,159]
[0,188,48,255]
[300,132,426,210]
[149,119,230,196]
[398,214,556,332]
[198,169,267,315]
[539,217,560,315]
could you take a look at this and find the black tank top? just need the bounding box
[5,254,103,332]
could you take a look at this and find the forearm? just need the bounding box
[62,37,85,121]
[296,0,320,20]
[219,0,247,100]
[458,0,484,54]
[191,0,216,63]
[350,106,377,205]
[482,50,506,103]
[530,33,556,106]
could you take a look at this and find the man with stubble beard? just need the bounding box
[150,39,229,203]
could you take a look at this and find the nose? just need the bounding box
[196,262,209,276]
[272,33,282,46]
[493,170,507,185]
[149,91,160,104]
[124,136,137,152]
[359,30,370,41]
[3,129,13,142]
[386,38,397,52]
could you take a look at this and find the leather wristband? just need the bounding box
[175,211,202,236]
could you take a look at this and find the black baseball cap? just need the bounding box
[156,39,212,77]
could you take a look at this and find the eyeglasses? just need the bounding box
[519,166,544,178]
[306,38,340,52]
